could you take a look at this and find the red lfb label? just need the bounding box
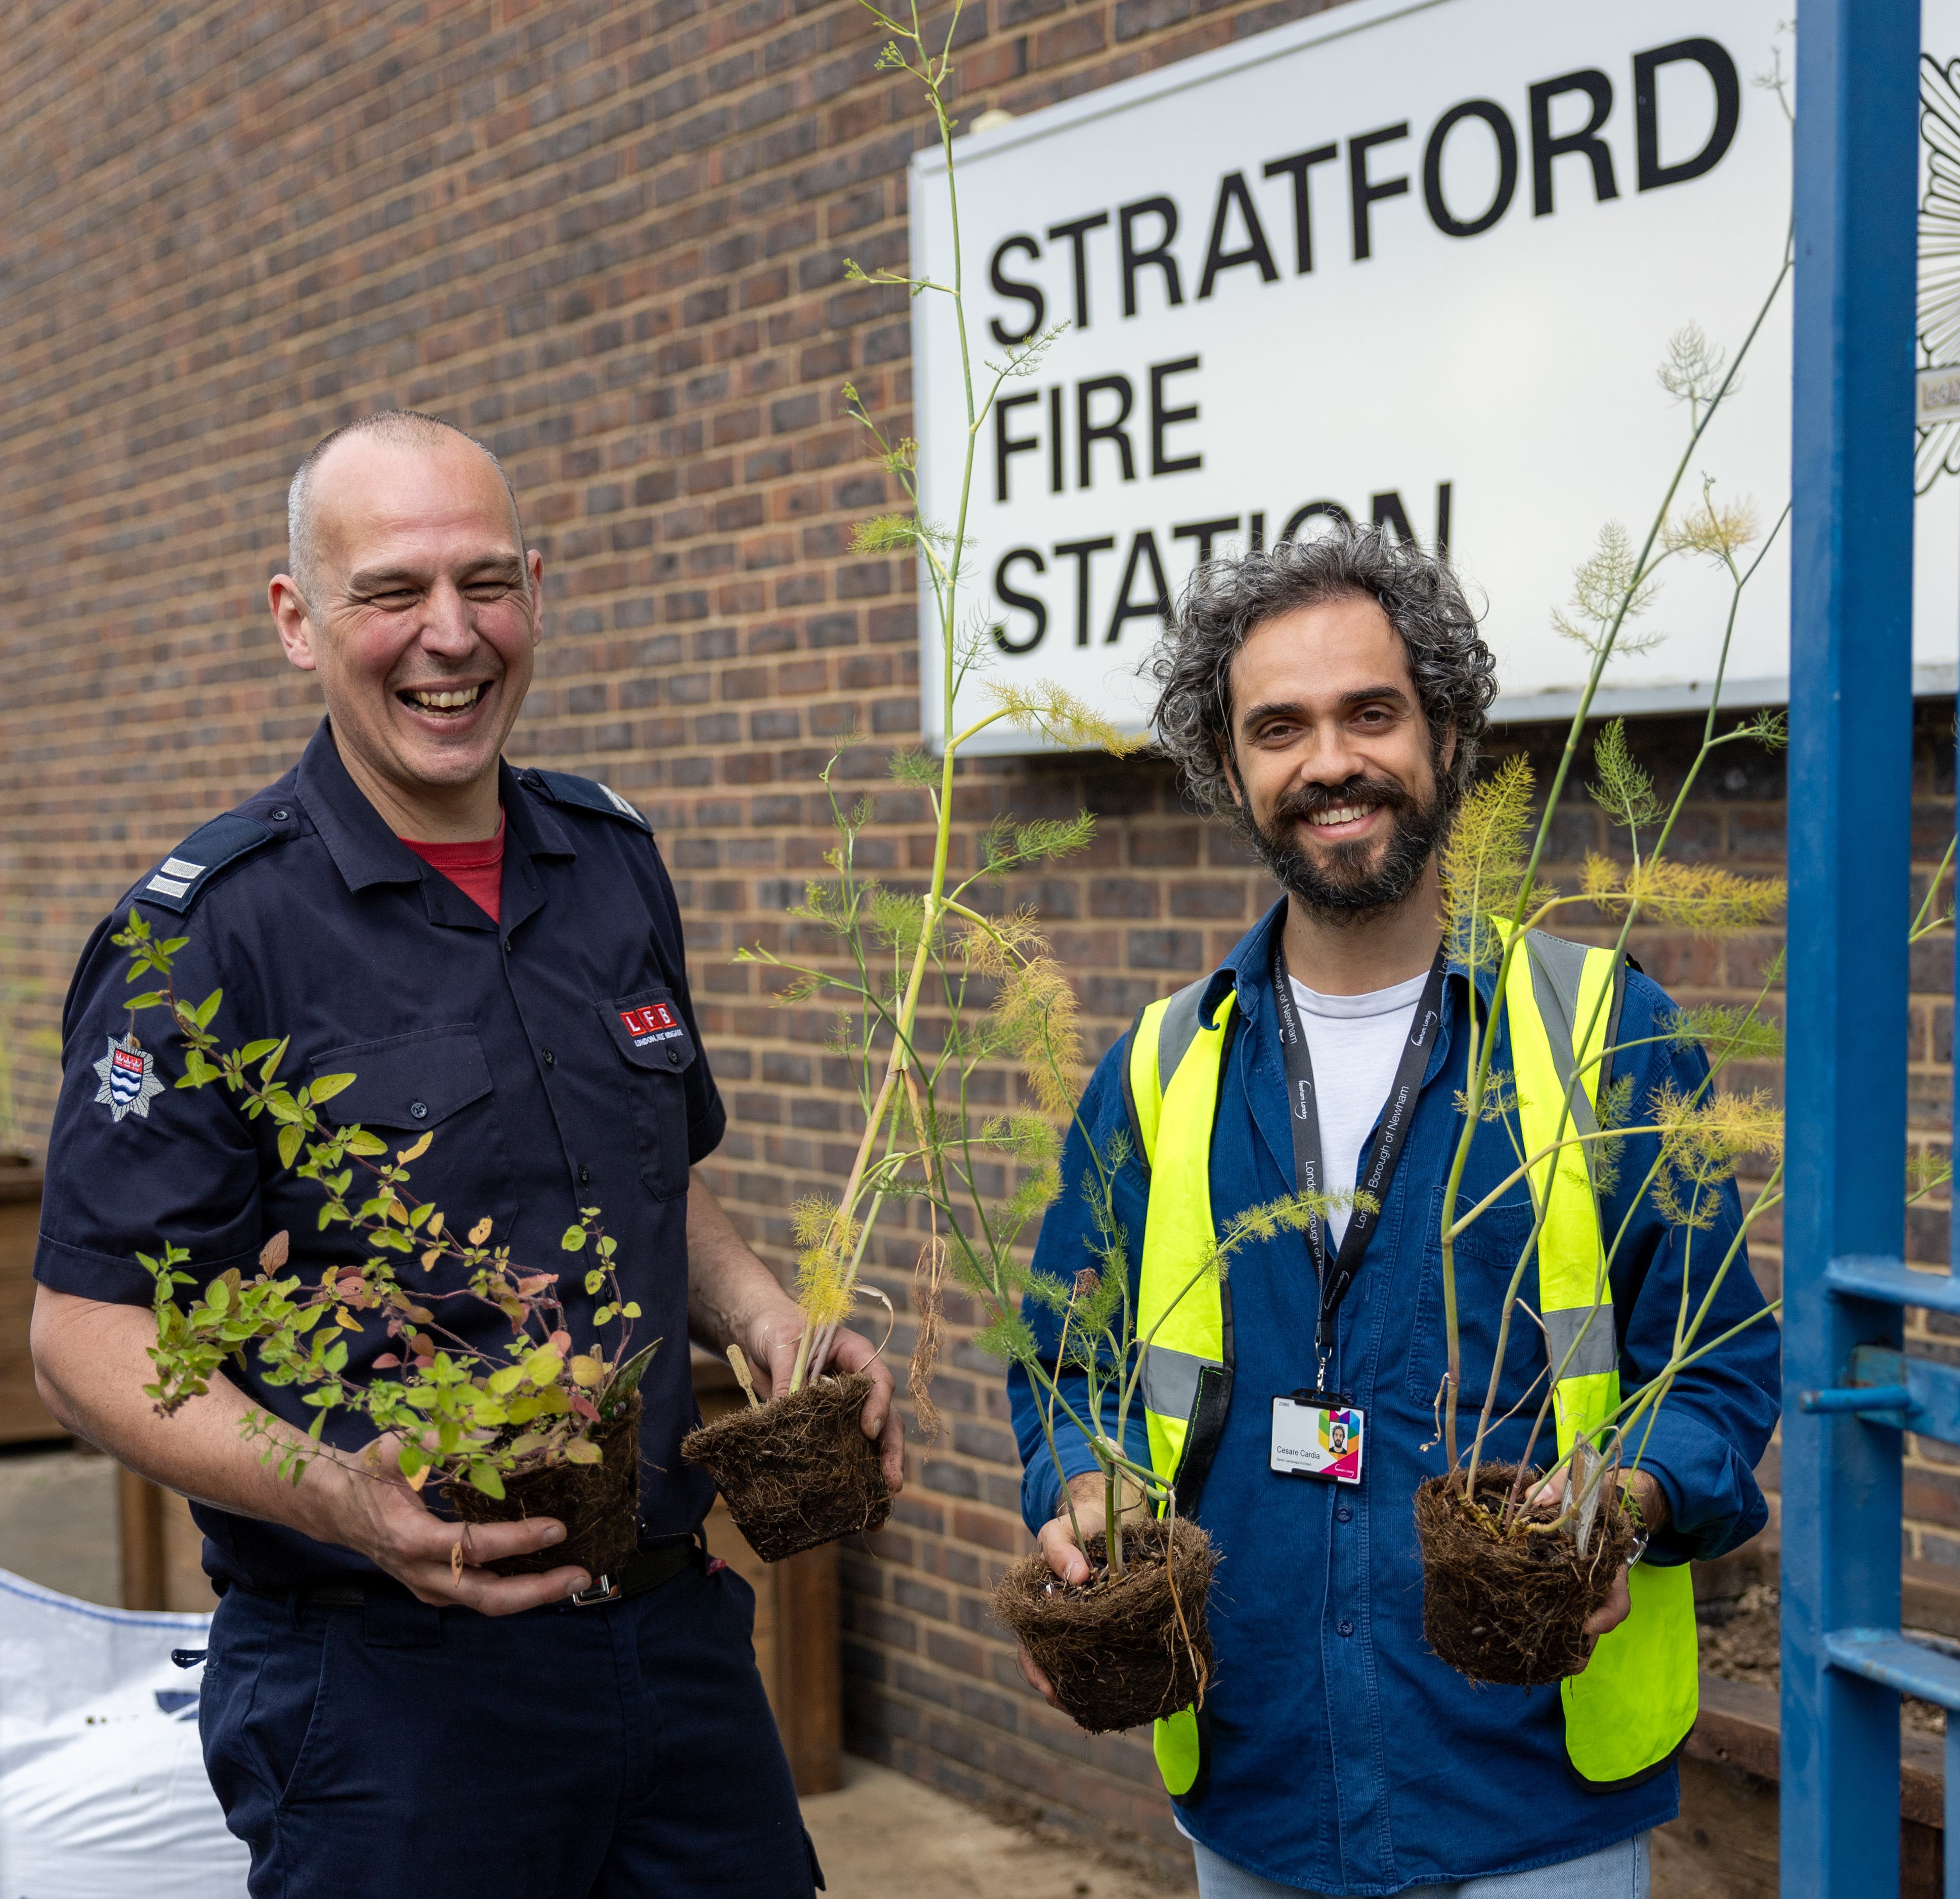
[619,1003,678,1037]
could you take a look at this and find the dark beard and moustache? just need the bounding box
[1242,771,1450,921]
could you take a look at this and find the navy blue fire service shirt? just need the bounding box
[34,720,723,1589]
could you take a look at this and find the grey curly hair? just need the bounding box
[1147,525,1498,816]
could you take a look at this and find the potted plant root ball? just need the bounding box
[1414,737,1786,1701]
[1414,1452,1639,1686]
[975,1225,1315,1734]
[117,909,662,1576]
[680,1200,891,1562]
[993,1501,1219,1734]
[445,1339,659,1580]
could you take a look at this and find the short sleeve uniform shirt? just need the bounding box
[34,721,724,1589]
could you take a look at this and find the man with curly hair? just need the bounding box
[1005,526,1779,1897]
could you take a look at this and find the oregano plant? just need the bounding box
[118,906,656,1499]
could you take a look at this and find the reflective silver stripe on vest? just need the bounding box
[1543,1303,1617,1379]
[1140,1341,1222,1421]
[1524,930,1598,1141]
[1157,978,1210,1095]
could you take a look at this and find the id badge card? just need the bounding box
[1270,1390,1365,1485]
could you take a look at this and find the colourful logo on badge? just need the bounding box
[1317,1407,1362,1481]
[93,1032,164,1123]
[618,1003,680,1047]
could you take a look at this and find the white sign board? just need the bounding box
[910,0,1960,750]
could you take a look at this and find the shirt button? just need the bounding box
[542,1049,557,1068]
[270,807,290,822]
[578,1165,590,1185]
[1335,1504,1353,1523]
[666,1046,682,1067]
[409,1101,429,1120]
[1337,1619,1355,1638]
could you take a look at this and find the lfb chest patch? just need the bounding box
[618,1002,683,1047]
[93,1032,164,1122]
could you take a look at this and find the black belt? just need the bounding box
[234,1539,700,1615]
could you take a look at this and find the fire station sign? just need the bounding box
[909,0,1960,750]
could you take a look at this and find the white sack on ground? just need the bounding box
[0,1567,247,1898]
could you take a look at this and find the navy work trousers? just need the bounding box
[199,1556,820,1898]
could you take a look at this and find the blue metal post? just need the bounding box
[1781,3,1920,1894]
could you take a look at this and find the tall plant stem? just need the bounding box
[1043,1303,1087,1556]
[1462,505,1787,1493]
[1437,236,1793,1476]
[798,10,978,1386]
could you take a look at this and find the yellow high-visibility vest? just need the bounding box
[1124,924,1697,1799]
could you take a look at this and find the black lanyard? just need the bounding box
[1269,936,1446,1382]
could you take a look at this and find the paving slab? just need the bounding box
[0,1441,118,1603]
[802,1756,1188,1896]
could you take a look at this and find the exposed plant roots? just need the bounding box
[992,1517,1218,1734]
[680,1372,891,1562]
[1415,1463,1637,1685]
[908,1236,948,1447]
[445,1392,642,1580]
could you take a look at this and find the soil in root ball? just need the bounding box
[446,1392,642,1580]
[680,1372,891,1562]
[992,1517,1219,1734]
[1414,1463,1637,1686]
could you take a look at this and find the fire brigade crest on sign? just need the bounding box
[93,1032,164,1122]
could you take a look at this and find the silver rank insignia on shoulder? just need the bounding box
[94,1032,164,1122]
[145,856,205,900]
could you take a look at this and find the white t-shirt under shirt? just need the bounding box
[1288,967,1435,1248]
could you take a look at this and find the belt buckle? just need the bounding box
[567,1572,620,1608]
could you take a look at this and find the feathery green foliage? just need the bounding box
[1668,1004,1785,1066]
[1908,1149,1953,1207]
[1440,758,1554,970]
[727,0,1239,1593]
[983,812,1096,877]
[1588,722,1665,832]
[1552,522,1668,658]
[1439,249,1808,1520]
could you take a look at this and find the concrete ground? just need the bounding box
[805,1759,1181,1897]
[0,1437,119,1601]
[0,1441,1181,1896]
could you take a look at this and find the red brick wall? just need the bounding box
[0,0,1951,1868]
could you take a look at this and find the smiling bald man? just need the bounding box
[29,411,896,1899]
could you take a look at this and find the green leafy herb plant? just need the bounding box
[115,908,657,1574]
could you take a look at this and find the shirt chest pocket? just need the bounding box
[307,1026,521,1227]
[600,987,697,1202]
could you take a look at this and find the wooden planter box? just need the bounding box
[0,1157,62,1445]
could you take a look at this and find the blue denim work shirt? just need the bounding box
[1008,901,1780,1895]
[35,721,725,1590]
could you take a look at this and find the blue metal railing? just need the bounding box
[1782,5,1942,1895]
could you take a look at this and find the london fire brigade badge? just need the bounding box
[93,1031,164,1122]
